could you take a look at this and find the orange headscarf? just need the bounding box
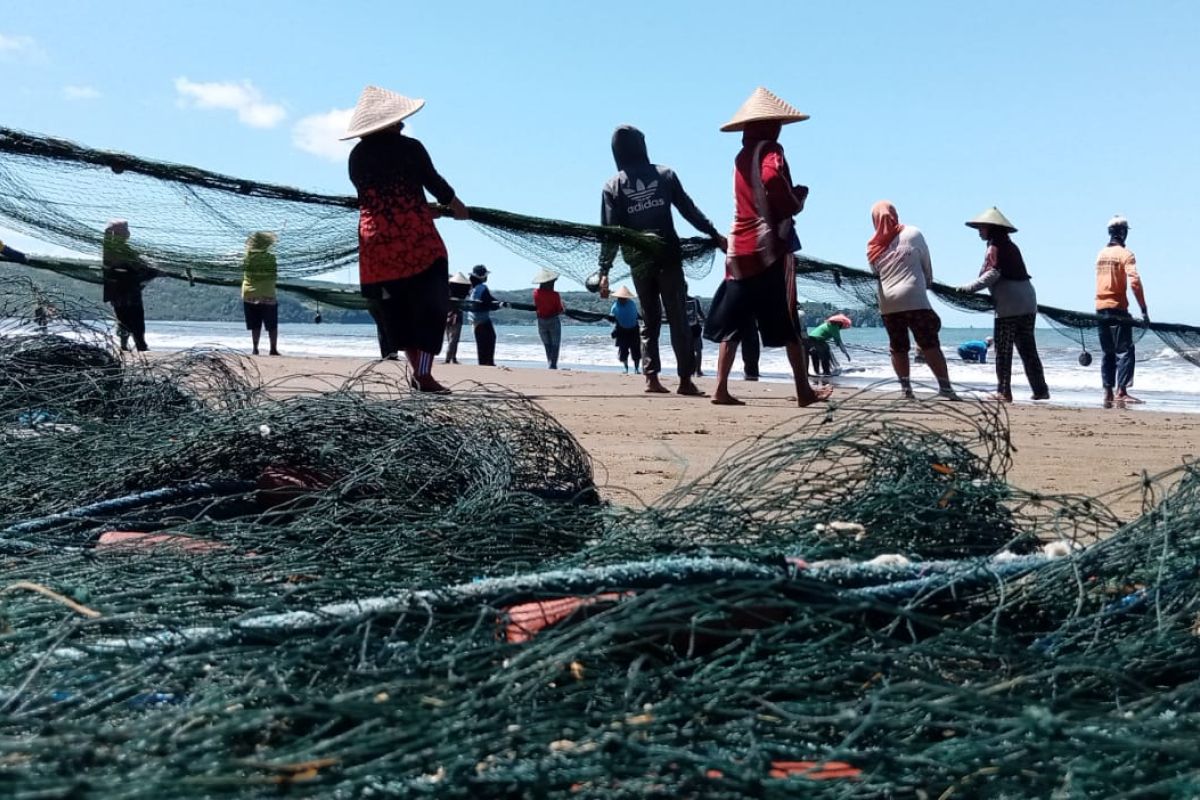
[866,200,904,265]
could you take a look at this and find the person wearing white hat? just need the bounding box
[1095,215,1148,406]
[598,125,723,396]
[704,87,830,408]
[957,207,1049,403]
[345,85,468,393]
[532,268,565,369]
[444,271,471,364]
[609,285,642,373]
[241,231,280,356]
[101,219,157,352]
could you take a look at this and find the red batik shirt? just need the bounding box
[349,132,456,289]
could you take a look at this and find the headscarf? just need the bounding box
[866,201,904,265]
[740,120,783,144]
[611,126,650,171]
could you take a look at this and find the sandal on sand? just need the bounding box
[410,377,452,394]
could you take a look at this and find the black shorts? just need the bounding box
[883,309,942,353]
[362,259,450,355]
[703,257,800,348]
[243,302,278,332]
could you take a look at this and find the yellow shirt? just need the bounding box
[241,250,278,301]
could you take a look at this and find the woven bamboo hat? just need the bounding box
[531,268,559,285]
[720,87,809,132]
[449,271,471,285]
[340,86,426,140]
[611,285,635,300]
[965,207,1017,233]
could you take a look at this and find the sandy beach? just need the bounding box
[248,355,1200,519]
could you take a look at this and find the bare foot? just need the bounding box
[1116,391,1144,405]
[711,392,745,406]
[937,389,963,401]
[677,380,706,397]
[1030,393,1050,401]
[644,376,670,394]
[797,385,833,407]
[991,392,1013,404]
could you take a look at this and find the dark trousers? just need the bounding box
[367,301,393,358]
[740,319,760,377]
[1097,308,1135,390]
[632,262,693,378]
[474,321,496,366]
[809,340,833,375]
[444,312,463,363]
[111,299,147,351]
[615,326,641,367]
[994,314,1048,396]
[690,324,703,375]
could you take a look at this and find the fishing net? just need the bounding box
[0,125,716,294]
[795,255,1200,366]
[6,122,1198,363]
[4,275,1200,796]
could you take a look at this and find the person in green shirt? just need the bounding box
[241,231,280,356]
[807,313,852,378]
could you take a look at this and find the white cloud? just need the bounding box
[292,108,355,162]
[173,77,286,129]
[63,85,102,101]
[0,33,43,60]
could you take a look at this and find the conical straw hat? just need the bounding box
[531,268,560,284]
[340,86,426,140]
[965,207,1017,233]
[720,87,809,132]
[448,271,471,285]
[611,285,635,300]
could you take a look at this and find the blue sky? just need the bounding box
[1,0,1197,325]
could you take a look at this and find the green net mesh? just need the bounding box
[3,276,1200,796]
[794,255,1200,365]
[3,123,1198,365]
[0,125,716,292]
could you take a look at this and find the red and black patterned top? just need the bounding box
[348,131,456,292]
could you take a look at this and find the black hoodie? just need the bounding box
[599,125,720,271]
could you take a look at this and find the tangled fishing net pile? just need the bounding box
[1,277,1199,797]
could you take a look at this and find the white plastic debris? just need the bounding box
[1041,540,1078,559]
[868,553,911,567]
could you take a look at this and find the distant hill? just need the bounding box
[4,265,880,327]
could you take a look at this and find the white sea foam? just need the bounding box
[136,320,1200,412]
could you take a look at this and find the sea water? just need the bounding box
[141,320,1200,412]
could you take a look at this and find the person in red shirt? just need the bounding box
[343,85,468,393]
[532,268,566,369]
[703,88,830,407]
